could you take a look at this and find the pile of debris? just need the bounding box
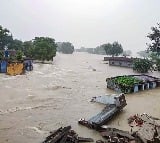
[42,126,94,143]
[96,127,137,143]
[93,113,160,143]
[128,113,160,143]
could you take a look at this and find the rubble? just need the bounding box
[128,113,160,143]
[98,127,137,143]
[78,94,127,129]
[42,126,94,143]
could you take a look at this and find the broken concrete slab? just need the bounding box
[79,94,127,129]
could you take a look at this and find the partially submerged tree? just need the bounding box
[137,50,149,58]
[122,50,132,57]
[94,46,106,55]
[104,41,123,56]
[133,58,153,73]
[57,42,74,54]
[33,37,57,61]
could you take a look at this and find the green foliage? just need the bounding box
[33,37,57,61]
[16,50,23,61]
[133,58,153,73]
[156,59,160,71]
[122,50,132,57]
[23,41,34,57]
[104,41,123,56]
[0,51,3,60]
[147,23,160,54]
[0,25,13,49]
[114,76,141,87]
[57,42,74,54]
[8,39,23,50]
[94,46,106,55]
[137,50,149,58]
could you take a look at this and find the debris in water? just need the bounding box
[42,126,94,143]
[128,113,160,143]
[78,94,127,129]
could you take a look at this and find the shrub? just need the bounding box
[133,58,153,73]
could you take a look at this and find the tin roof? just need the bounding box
[104,56,135,62]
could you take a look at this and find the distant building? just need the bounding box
[104,56,134,68]
[0,50,16,58]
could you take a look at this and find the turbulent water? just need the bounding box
[0,52,159,143]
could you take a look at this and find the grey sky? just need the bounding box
[0,0,160,53]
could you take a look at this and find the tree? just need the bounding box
[16,50,23,61]
[0,51,3,60]
[122,50,132,57]
[104,41,123,56]
[8,39,23,50]
[23,41,34,57]
[137,50,149,58]
[147,23,160,71]
[94,46,106,55]
[133,58,153,73]
[147,23,160,55]
[33,37,57,61]
[0,25,13,49]
[57,42,74,54]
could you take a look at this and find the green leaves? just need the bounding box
[16,50,23,61]
[57,42,74,54]
[133,58,153,73]
[103,41,123,56]
[147,23,160,54]
[33,37,57,61]
[114,76,141,87]
[0,25,13,49]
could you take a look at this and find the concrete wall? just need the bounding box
[109,60,133,68]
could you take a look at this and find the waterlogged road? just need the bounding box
[0,52,160,143]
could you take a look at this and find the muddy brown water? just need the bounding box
[0,52,159,143]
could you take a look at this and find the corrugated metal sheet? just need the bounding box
[7,63,24,76]
[24,60,33,71]
[0,60,7,73]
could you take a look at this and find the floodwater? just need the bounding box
[0,52,160,143]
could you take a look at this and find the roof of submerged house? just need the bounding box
[104,57,135,62]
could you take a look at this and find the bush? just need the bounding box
[133,58,153,73]
[156,59,160,71]
[16,51,23,61]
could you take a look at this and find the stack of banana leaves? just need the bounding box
[113,76,142,93]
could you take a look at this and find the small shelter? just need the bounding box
[104,57,134,68]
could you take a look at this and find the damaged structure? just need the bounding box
[128,113,160,143]
[106,75,160,94]
[42,126,94,143]
[78,94,127,129]
[104,56,135,68]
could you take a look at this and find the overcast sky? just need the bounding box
[0,0,160,53]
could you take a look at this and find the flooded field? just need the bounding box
[0,52,160,143]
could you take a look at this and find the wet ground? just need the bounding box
[0,52,159,143]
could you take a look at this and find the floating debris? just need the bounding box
[42,126,94,143]
[79,94,127,129]
[128,113,160,143]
